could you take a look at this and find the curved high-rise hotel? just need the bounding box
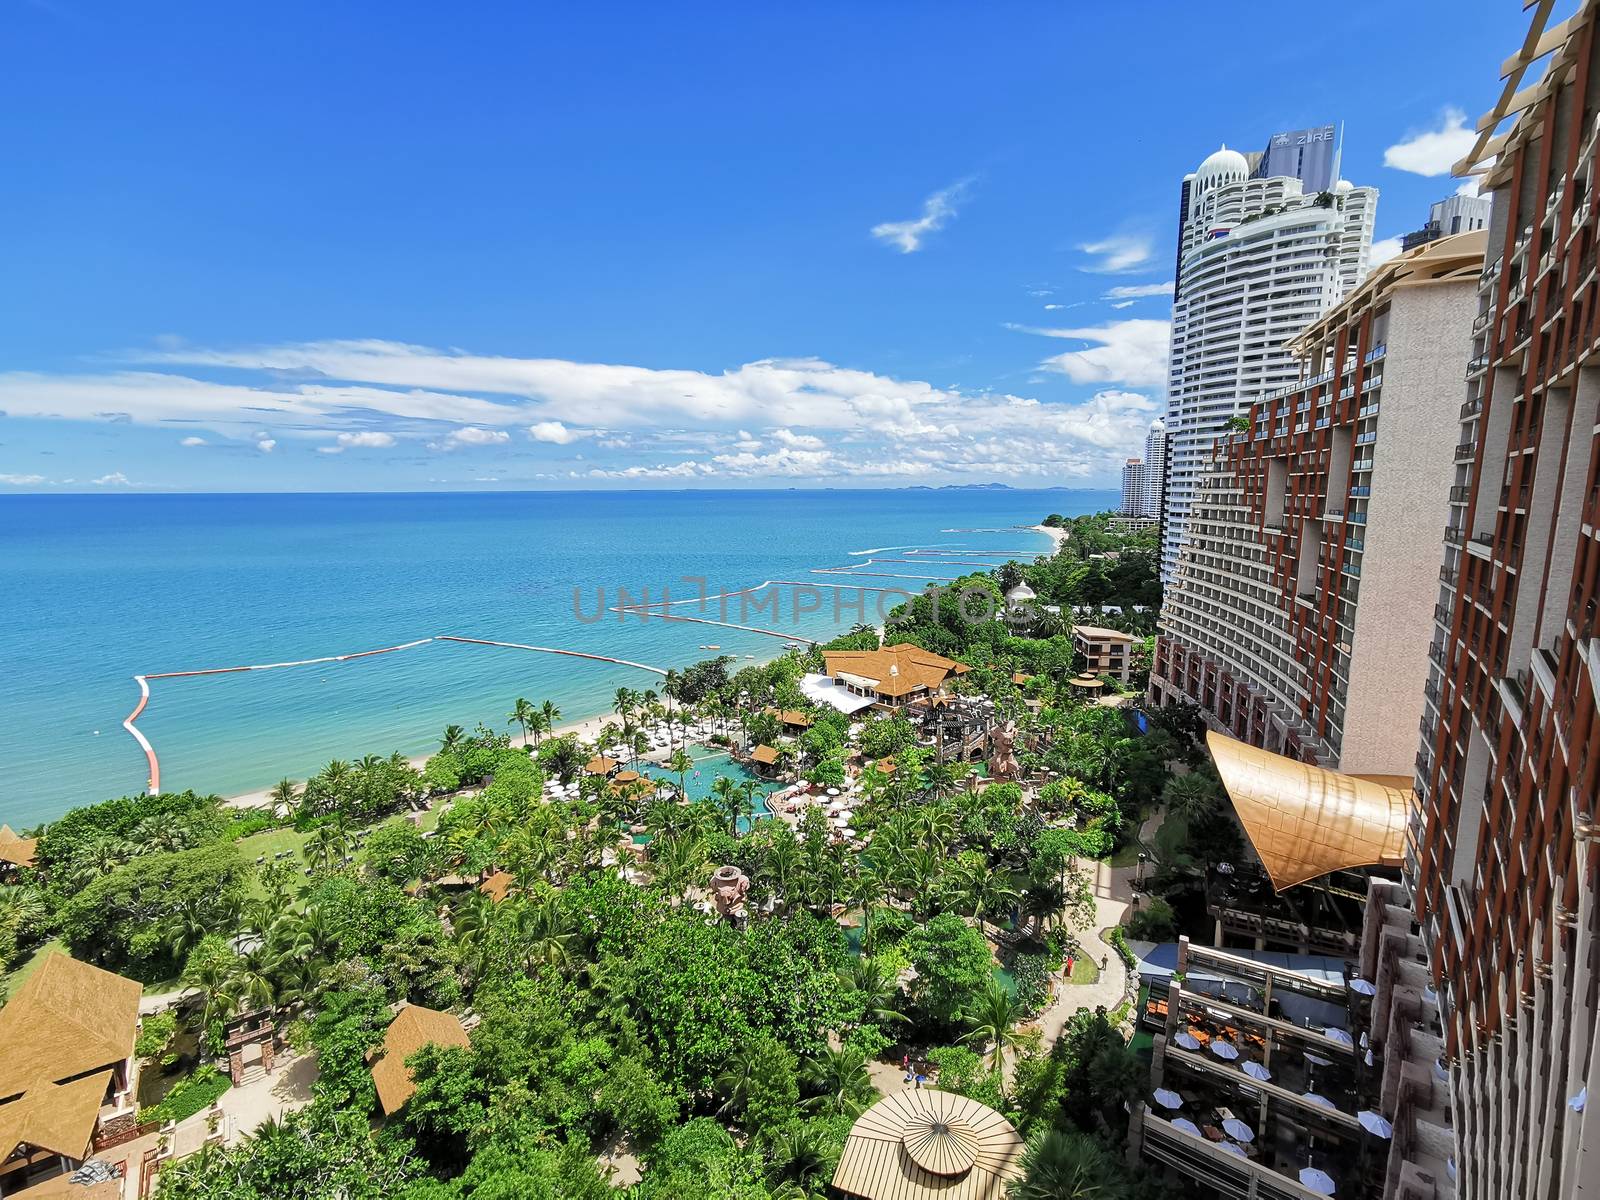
[1160,146,1377,583]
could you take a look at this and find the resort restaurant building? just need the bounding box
[0,955,142,1198]
[818,644,968,713]
[1071,624,1137,685]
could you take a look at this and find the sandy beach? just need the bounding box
[221,710,620,810]
[1029,522,1069,550]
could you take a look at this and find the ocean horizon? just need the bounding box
[1,487,1115,828]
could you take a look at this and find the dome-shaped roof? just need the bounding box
[1195,145,1249,193]
[1005,582,1037,603]
[1149,417,1166,433]
[1333,179,1354,194]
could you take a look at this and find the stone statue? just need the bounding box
[709,864,750,919]
[988,720,1020,781]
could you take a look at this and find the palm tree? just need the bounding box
[266,778,300,818]
[181,952,238,1033]
[837,956,906,1028]
[666,748,694,797]
[714,1039,767,1118]
[613,687,636,725]
[1012,1128,1123,1200]
[709,775,740,836]
[800,1045,876,1116]
[306,824,350,874]
[973,866,1021,939]
[440,724,466,753]
[1163,771,1220,823]
[509,697,537,744]
[766,1124,831,1195]
[961,978,1027,1073]
[543,736,584,785]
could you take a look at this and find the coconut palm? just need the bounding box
[837,956,906,1027]
[1012,1128,1124,1200]
[306,824,350,874]
[539,699,561,742]
[266,778,300,818]
[666,748,694,798]
[766,1124,831,1195]
[714,1039,767,1118]
[960,978,1027,1073]
[800,1045,876,1116]
[1163,771,1221,823]
[509,697,537,744]
[440,724,466,753]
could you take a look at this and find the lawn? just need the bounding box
[235,806,444,894]
[1066,954,1102,986]
[2,937,65,999]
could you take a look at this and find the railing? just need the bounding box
[1465,355,1490,377]
[1363,343,1387,364]
[1440,565,1458,585]
[1454,442,1476,461]
[1461,396,1483,418]
[1449,485,1472,502]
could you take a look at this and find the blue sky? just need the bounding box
[0,0,1527,491]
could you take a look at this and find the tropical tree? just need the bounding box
[1012,1128,1127,1200]
[266,779,300,817]
[961,978,1028,1073]
[666,748,694,798]
[800,1045,876,1116]
[509,697,537,744]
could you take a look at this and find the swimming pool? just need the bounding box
[634,743,784,834]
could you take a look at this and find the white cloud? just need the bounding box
[871,178,972,253]
[527,420,591,445]
[771,428,826,450]
[1008,318,1171,389]
[447,426,511,447]
[1110,301,1135,310]
[1104,281,1174,300]
[93,471,131,486]
[1370,236,1405,267]
[0,472,45,485]
[317,430,397,454]
[1456,177,1482,198]
[1078,234,1153,274]
[5,336,1176,485]
[1043,303,1064,311]
[257,439,276,453]
[1384,108,1477,176]
[179,435,207,447]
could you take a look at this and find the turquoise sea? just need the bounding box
[0,488,1114,828]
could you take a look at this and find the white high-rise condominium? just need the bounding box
[1119,420,1168,519]
[1159,145,1377,582]
[1139,419,1166,518]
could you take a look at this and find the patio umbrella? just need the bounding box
[1299,1167,1337,1195]
[1305,1052,1334,1067]
[1215,861,1235,874]
[1174,1031,1201,1051]
[1348,977,1376,995]
[1358,1111,1393,1138]
[1241,1061,1272,1082]
[1365,1049,1375,1068]
[1170,1117,1202,1137]
[826,787,840,796]
[1218,1141,1247,1158]
[1211,1040,1240,1061]
[1151,1088,1183,1110]
[1222,1118,1254,1142]
[1302,1093,1336,1109]
[1324,1027,1354,1047]
[1569,1087,1587,1113]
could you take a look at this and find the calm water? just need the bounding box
[1,489,1112,827]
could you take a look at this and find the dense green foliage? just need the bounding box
[0,508,1219,1198]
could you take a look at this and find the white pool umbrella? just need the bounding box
[1211,1039,1240,1060]
[1299,1167,1336,1195]
[1358,1110,1393,1137]
[1222,1118,1254,1142]
[1218,1141,1247,1157]
[1570,1087,1587,1113]
[1324,1027,1354,1047]
[1348,977,1376,995]
[1174,1031,1201,1051]
[1152,1088,1182,1109]
[1170,1117,1202,1137]
[1241,1061,1272,1082]
[1302,1093,1336,1109]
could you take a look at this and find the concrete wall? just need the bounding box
[1341,280,1478,776]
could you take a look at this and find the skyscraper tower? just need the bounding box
[1140,418,1167,519]
[1159,145,1377,583]
[1409,6,1600,1198]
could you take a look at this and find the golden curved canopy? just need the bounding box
[832,1088,1025,1200]
[1205,732,1411,892]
